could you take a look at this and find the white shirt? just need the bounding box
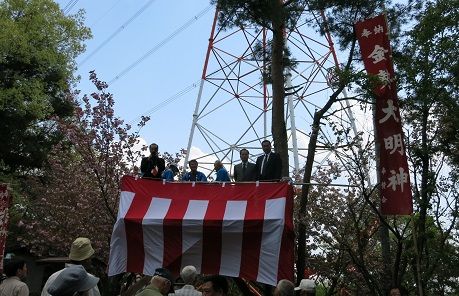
[260,153,270,174]
[170,285,202,296]
[0,276,29,296]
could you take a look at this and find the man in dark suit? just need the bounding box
[140,143,165,179]
[256,140,282,181]
[233,148,257,182]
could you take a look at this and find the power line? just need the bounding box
[78,0,159,67]
[63,0,79,15]
[89,0,122,27]
[62,0,75,11]
[128,79,200,126]
[108,4,213,85]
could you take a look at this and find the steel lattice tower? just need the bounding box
[184,8,363,180]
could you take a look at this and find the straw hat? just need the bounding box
[69,237,95,261]
[47,265,99,296]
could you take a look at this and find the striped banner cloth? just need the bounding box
[108,176,294,286]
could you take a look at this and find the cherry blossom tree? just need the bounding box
[15,72,149,294]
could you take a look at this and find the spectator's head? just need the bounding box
[168,163,179,175]
[275,279,295,296]
[180,265,198,285]
[188,159,198,172]
[69,237,95,267]
[201,275,228,296]
[261,140,272,154]
[295,279,316,296]
[214,160,223,170]
[149,143,159,156]
[388,286,407,296]
[151,268,175,295]
[47,265,99,296]
[4,259,27,280]
[239,149,249,162]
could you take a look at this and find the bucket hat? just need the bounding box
[47,265,99,296]
[69,237,95,261]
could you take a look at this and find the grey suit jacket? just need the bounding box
[233,162,257,182]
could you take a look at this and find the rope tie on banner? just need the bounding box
[192,181,196,187]
[222,182,226,187]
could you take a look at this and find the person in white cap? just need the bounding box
[47,265,99,296]
[294,279,315,296]
[137,268,175,296]
[171,265,201,296]
[41,237,100,296]
[274,279,295,296]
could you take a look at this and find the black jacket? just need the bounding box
[256,152,282,181]
[140,155,165,179]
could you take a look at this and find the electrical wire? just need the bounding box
[63,0,79,15]
[78,0,159,67]
[62,0,75,11]
[127,79,201,126]
[108,4,213,85]
[88,0,123,27]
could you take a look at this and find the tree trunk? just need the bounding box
[414,103,430,296]
[270,5,289,178]
[296,38,356,282]
[296,111,321,283]
[380,222,392,294]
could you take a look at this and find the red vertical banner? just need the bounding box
[355,15,413,215]
[0,184,11,272]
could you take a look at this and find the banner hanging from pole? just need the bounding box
[355,14,413,215]
[0,184,11,272]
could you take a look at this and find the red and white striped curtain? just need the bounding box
[108,176,294,286]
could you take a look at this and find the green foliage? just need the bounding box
[397,0,459,171]
[213,0,304,84]
[308,0,386,50]
[292,1,459,294]
[0,0,91,174]
[210,0,306,33]
[252,39,298,85]
[400,215,459,294]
